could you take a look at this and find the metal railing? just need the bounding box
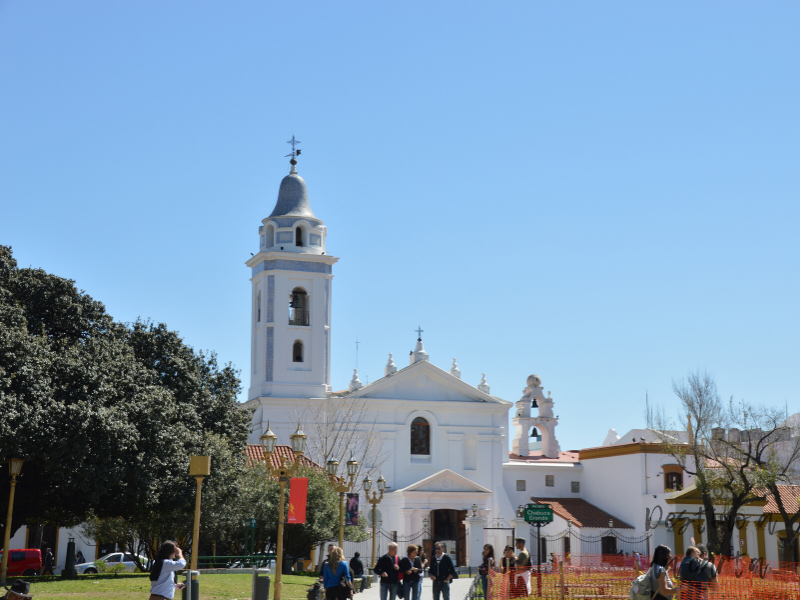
[289,311,309,326]
[196,554,276,569]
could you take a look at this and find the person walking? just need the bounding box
[513,538,530,596]
[149,541,187,600]
[374,542,401,600]
[428,543,456,600]
[416,547,427,600]
[399,545,421,600]
[478,544,495,599]
[41,549,54,576]
[349,552,364,593]
[649,545,676,600]
[323,547,352,600]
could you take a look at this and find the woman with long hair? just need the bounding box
[149,541,187,600]
[323,546,352,600]
[650,545,677,600]
[478,544,495,599]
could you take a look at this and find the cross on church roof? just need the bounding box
[415,326,424,339]
[285,135,302,160]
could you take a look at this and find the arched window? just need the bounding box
[293,340,304,363]
[257,291,261,322]
[410,417,430,455]
[295,227,303,246]
[265,224,275,248]
[289,288,309,326]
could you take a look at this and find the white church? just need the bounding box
[6,151,799,574]
[240,152,800,569]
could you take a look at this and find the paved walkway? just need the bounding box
[358,576,475,600]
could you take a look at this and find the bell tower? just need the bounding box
[512,375,560,458]
[246,142,338,399]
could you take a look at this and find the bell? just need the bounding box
[531,399,538,408]
[290,294,302,309]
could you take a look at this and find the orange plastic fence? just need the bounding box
[480,555,800,600]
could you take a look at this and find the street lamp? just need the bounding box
[327,455,359,548]
[261,423,307,600]
[517,505,525,518]
[363,473,387,569]
[471,504,478,517]
[0,458,23,585]
[189,456,211,571]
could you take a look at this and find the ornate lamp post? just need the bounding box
[261,423,307,600]
[326,455,359,548]
[363,473,386,569]
[0,458,23,585]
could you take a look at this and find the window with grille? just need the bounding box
[571,481,580,493]
[516,480,526,491]
[410,417,430,455]
[545,475,554,487]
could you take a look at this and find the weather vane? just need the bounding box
[285,135,302,161]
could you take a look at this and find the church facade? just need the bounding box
[243,154,800,569]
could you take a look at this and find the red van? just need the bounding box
[0,549,42,577]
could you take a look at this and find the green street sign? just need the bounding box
[524,504,553,523]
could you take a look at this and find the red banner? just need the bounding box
[287,477,308,524]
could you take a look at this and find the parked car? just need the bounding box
[76,552,149,574]
[0,549,42,577]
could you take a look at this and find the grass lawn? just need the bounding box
[26,572,319,599]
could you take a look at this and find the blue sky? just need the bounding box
[2,2,798,452]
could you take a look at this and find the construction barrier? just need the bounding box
[475,555,800,600]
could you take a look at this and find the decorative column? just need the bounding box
[465,512,486,568]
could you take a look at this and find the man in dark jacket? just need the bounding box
[428,543,456,600]
[41,549,54,576]
[350,552,365,593]
[374,542,400,600]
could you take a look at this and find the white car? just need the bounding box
[76,552,150,574]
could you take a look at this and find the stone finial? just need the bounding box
[450,358,461,379]
[385,353,397,376]
[349,369,362,391]
[478,373,490,394]
[527,374,542,388]
[411,337,429,364]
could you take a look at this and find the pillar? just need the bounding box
[465,515,486,568]
[672,519,687,557]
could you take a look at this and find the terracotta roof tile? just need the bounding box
[762,485,800,514]
[508,451,581,463]
[529,497,634,529]
[245,444,327,472]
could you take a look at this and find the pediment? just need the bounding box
[396,469,491,494]
[348,360,509,405]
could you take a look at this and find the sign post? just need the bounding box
[524,504,553,596]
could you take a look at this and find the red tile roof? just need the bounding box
[529,497,634,529]
[245,444,328,472]
[762,485,800,514]
[508,451,581,463]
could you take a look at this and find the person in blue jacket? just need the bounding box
[323,547,352,600]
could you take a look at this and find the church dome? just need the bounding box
[269,171,316,219]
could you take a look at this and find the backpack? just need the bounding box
[629,567,654,600]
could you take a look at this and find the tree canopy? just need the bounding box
[0,245,251,542]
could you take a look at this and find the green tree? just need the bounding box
[0,245,250,548]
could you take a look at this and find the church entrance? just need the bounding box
[428,509,467,566]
